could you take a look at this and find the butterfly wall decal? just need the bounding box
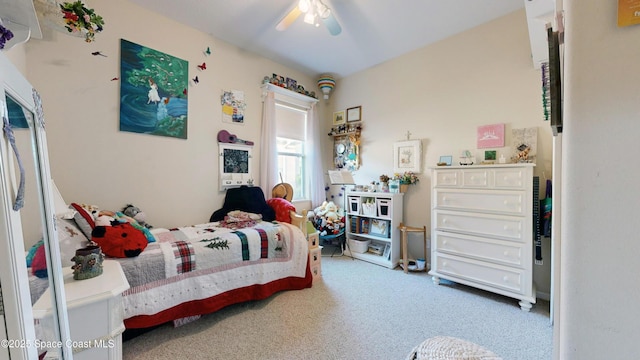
[197,62,206,70]
[204,47,211,56]
[192,76,199,84]
[91,51,107,57]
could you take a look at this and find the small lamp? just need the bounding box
[317,75,336,100]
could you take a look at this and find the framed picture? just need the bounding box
[383,243,391,260]
[370,219,390,237]
[393,139,422,173]
[484,150,497,161]
[286,77,297,90]
[438,155,453,166]
[346,106,361,122]
[477,123,505,149]
[333,110,345,125]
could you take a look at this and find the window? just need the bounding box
[275,102,307,201]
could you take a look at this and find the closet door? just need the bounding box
[0,53,72,359]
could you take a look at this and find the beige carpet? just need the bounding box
[122,253,552,360]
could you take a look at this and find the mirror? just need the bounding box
[0,54,72,359]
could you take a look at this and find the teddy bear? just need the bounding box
[122,204,152,229]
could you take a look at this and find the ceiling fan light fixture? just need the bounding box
[298,0,310,13]
[303,12,316,25]
[318,4,330,19]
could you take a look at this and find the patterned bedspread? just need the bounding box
[117,220,309,321]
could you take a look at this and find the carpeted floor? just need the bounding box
[122,251,552,360]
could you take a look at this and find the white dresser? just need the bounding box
[33,260,130,359]
[429,164,536,311]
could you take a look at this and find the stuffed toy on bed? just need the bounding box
[91,222,148,258]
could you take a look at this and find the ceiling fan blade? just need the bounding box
[276,6,302,31]
[322,12,342,36]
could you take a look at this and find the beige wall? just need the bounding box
[328,9,553,297]
[559,0,640,358]
[9,4,553,297]
[16,0,320,233]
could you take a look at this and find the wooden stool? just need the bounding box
[398,223,427,273]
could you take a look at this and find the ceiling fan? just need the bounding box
[276,0,342,36]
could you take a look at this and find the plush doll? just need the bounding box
[122,204,152,229]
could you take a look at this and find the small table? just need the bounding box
[33,260,130,360]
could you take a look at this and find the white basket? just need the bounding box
[349,239,371,253]
[361,202,376,216]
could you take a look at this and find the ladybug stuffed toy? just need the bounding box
[91,222,148,258]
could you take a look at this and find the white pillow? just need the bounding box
[51,179,75,220]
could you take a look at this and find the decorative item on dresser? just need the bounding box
[429,164,537,311]
[345,190,403,269]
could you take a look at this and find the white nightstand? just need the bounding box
[33,260,130,360]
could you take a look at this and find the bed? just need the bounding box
[27,186,313,331]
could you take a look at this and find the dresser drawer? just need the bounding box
[494,168,528,189]
[434,189,527,216]
[434,210,525,242]
[433,231,525,267]
[462,169,490,187]
[433,170,460,187]
[434,253,525,294]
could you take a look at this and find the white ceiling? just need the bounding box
[128,0,525,79]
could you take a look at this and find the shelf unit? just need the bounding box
[345,191,403,268]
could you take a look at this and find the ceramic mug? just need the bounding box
[71,245,104,280]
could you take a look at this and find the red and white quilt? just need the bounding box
[117,220,310,328]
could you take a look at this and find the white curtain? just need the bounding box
[260,91,278,198]
[306,103,325,208]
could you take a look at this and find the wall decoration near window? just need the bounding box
[393,139,422,173]
[221,90,246,124]
[346,106,361,122]
[219,143,253,191]
[477,123,505,149]
[119,39,188,139]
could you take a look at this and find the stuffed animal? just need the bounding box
[122,204,152,229]
[311,201,345,236]
[91,222,148,258]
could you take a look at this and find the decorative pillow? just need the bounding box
[70,203,97,238]
[31,244,48,278]
[26,239,44,268]
[26,218,90,278]
[91,222,148,258]
[266,198,296,223]
[56,217,90,267]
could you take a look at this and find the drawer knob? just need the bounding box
[442,261,448,267]
[503,276,509,282]
[503,250,509,256]
[442,240,448,245]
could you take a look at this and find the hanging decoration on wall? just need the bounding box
[119,39,189,139]
[221,90,246,125]
[541,62,551,121]
[34,0,105,43]
[512,127,538,163]
[477,123,505,149]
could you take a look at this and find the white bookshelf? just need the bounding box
[344,191,403,269]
